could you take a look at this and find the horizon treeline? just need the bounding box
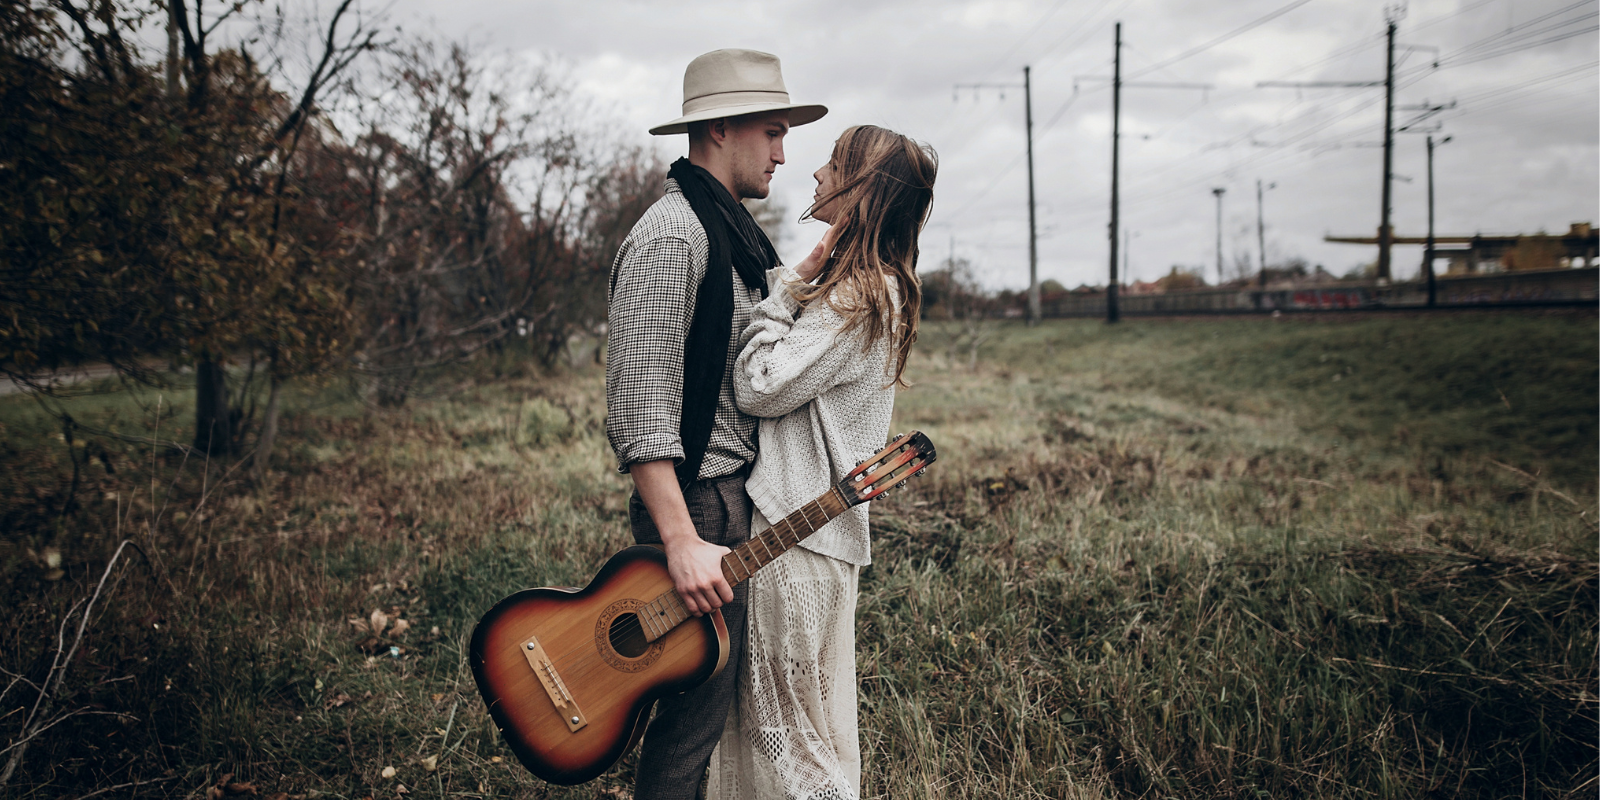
[0,0,666,469]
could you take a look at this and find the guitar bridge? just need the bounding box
[521,636,587,733]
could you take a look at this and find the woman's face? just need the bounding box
[811,157,838,224]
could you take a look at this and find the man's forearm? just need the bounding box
[629,459,733,615]
[631,459,698,544]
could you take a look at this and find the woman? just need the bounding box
[708,125,936,800]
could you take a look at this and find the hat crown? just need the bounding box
[684,49,789,104]
[648,48,826,135]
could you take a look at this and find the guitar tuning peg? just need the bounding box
[892,432,906,441]
[855,459,866,467]
[915,468,926,477]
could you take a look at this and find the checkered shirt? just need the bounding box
[605,178,760,481]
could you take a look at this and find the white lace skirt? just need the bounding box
[707,509,861,800]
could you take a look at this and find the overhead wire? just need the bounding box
[1438,23,1599,67]
[977,0,1077,80]
[940,0,1600,275]
[1046,54,1599,248]
[1409,0,1504,33]
[1125,0,1318,80]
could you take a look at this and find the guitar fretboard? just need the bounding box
[636,486,851,642]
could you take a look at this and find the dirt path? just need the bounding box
[1,364,125,396]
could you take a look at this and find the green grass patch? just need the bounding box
[1,314,1594,799]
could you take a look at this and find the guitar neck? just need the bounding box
[636,486,853,644]
[718,487,853,588]
[638,432,932,643]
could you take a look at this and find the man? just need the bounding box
[604,49,827,800]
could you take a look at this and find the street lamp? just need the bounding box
[1425,135,1452,307]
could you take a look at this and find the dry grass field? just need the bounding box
[1,312,1594,799]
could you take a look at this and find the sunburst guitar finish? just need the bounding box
[469,545,725,785]
[469,432,938,785]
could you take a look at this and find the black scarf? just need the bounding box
[667,157,777,484]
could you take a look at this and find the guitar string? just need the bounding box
[535,486,866,679]
[528,454,920,686]
[572,491,833,653]
[576,459,906,660]
[534,495,838,672]
[516,473,923,724]
[531,457,928,720]
[538,459,909,673]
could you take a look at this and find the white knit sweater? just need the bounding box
[734,265,899,567]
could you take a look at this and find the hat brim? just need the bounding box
[649,103,829,136]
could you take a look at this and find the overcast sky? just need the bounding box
[373,0,1598,289]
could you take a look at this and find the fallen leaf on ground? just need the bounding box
[380,766,396,779]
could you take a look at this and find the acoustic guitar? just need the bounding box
[469,431,937,785]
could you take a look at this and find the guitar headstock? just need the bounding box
[838,431,938,506]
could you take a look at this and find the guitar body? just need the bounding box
[468,545,728,785]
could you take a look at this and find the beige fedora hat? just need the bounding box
[649,49,828,136]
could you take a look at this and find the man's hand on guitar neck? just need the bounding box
[630,460,735,616]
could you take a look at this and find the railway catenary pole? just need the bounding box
[1212,188,1225,285]
[1258,8,1432,284]
[1025,66,1039,326]
[1378,12,1398,280]
[952,70,1039,324]
[1087,23,1212,322]
[1108,23,1121,324]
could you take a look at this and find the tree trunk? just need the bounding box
[251,373,282,479]
[194,357,232,456]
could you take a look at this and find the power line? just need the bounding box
[979,0,1076,79]
[1030,0,1137,67]
[1439,23,1599,67]
[1433,0,1596,60]
[1126,0,1318,80]
[1409,0,1502,32]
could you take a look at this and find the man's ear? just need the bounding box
[706,118,729,148]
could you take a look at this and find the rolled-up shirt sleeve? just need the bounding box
[605,236,695,472]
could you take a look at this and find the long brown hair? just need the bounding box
[795,125,936,388]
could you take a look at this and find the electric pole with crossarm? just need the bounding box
[1079,23,1212,323]
[954,68,1039,325]
[1259,5,1436,281]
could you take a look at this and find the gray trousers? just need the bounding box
[628,469,751,800]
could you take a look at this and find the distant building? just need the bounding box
[1326,222,1598,274]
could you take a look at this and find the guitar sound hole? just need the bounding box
[608,612,650,658]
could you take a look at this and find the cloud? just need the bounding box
[379,0,1599,286]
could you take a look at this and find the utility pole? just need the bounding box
[1378,11,1398,280]
[1082,23,1212,323]
[1256,180,1275,286]
[1108,23,1121,324]
[1425,134,1452,307]
[1259,6,1431,283]
[953,69,1039,325]
[1025,67,1039,326]
[1212,188,1225,285]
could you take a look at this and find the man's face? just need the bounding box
[725,110,789,200]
